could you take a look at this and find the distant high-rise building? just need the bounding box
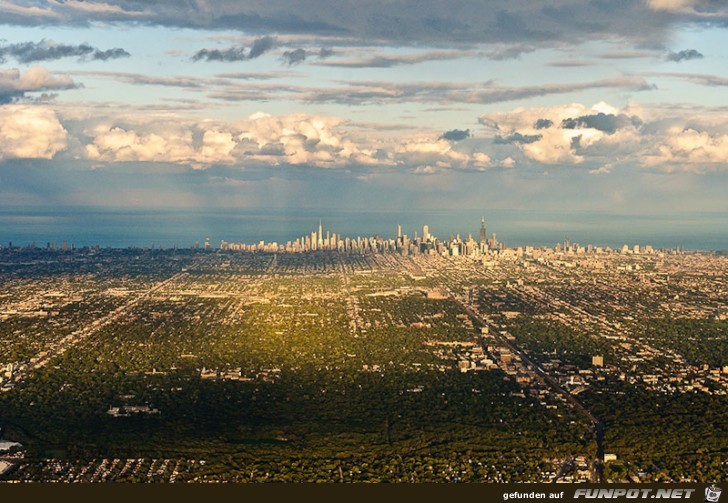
[480,216,486,244]
[397,224,402,239]
[423,225,430,241]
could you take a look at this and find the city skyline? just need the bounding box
[3,204,726,250]
[0,1,727,223]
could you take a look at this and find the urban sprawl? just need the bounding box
[0,218,725,483]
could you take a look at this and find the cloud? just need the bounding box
[642,127,728,171]
[215,71,291,80]
[394,137,491,171]
[192,36,275,62]
[547,60,594,67]
[0,104,67,159]
[597,50,658,60]
[318,47,334,59]
[70,70,288,98]
[70,70,216,89]
[15,98,728,176]
[69,110,504,172]
[464,77,656,104]
[480,102,644,165]
[646,0,728,22]
[0,0,718,48]
[248,36,275,59]
[85,123,198,164]
[206,82,298,102]
[439,129,471,142]
[305,77,656,106]
[645,0,699,13]
[317,50,466,68]
[494,132,542,144]
[91,47,131,60]
[0,39,129,63]
[480,44,535,60]
[281,48,307,66]
[192,47,246,62]
[665,49,704,62]
[480,101,728,173]
[82,112,380,169]
[561,112,642,134]
[0,66,80,103]
[649,72,728,87]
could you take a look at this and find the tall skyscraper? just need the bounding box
[479,216,486,245]
[423,225,430,241]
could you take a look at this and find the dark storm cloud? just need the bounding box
[0,0,711,47]
[0,40,129,63]
[281,48,307,66]
[192,36,275,62]
[534,118,554,129]
[439,129,471,142]
[561,113,642,134]
[494,132,542,144]
[666,49,704,62]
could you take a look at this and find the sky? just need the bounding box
[0,0,727,223]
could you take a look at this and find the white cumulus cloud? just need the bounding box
[0,104,67,159]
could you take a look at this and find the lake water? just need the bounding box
[0,207,726,251]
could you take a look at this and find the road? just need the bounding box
[451,292,605,483]
[337,254,361,335]
[8,271,187,387]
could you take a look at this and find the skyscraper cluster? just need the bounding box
[220,217,503,257]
